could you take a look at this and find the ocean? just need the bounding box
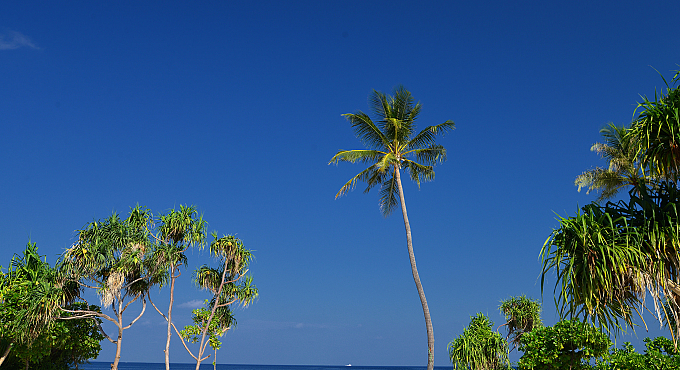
[79,363,451,370]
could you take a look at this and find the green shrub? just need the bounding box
[596,337,680,370]
[518,320,610,370]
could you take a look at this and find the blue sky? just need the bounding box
[2,0,680,367]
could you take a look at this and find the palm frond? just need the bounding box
[448,313,510,370]
[409,145,447,167]
[342,112,388,149]
[362,164,391,194]
[379,172,399,216]
[328,149,385,165]
[575,167,629,201]
[369,90,391,122]
[195,266,222,295]
[408,121,455,150]
[335,165,379,199]
[403,160,435,188]
[630,70,680,181]
[331,86,452,218]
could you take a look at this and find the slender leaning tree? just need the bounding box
[329,86,454,370]
[146,205,207,370]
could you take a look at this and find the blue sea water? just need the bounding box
[80,363,451,370]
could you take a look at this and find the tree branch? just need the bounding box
[122,297,146,330]
[59,307,120,327]
[147,293,168,321]
[170,322,198,361]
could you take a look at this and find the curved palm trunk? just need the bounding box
[394,168,435,370]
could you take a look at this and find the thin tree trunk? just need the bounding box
[195,258,230,370]
[165,264,177,370]
[0,340,12,366]
[394,168,435,370]
[112,306,124,370]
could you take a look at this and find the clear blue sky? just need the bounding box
[2,0,680,366]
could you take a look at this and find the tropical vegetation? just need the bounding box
[499,295,542,352]
[146,205,207,370]
[172,234,257,370]
[0,244,103,370]
[541,67,680,342]
[517,320,610,370]
[595,337,680,370]
[0,205,255,369]
[448,313,510,370]
[330,85,455,370]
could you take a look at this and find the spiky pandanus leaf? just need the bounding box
[543,182,680,344]
[499,295,542,350]
[448,313,510,370]
[628,68,680,181]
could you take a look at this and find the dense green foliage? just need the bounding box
[448,313,510,370]
[179,304,232,353]
[518,320,610,370]
[499,295,542,350]
[596,337,680,370]
[1,303,104,370]
[179,303,233,370]
[541,68,680,340]
[0,205,254,369]
[0,245,103,369]
[59,206,157,370]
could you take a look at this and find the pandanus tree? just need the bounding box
[179,303,234,370]
[146,205,207,370]
[541,68,680,343]
[172,234,257,370]
[498,295,542,352]
[60,206,155,370]
[0,243,76,367]
[329,86,454,370]
[448,313,509,370]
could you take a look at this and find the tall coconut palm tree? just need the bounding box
[329,86,454,370]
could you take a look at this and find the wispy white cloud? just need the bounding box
[177,299,205,309]
[0,31,39,50]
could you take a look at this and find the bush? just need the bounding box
[518,320,610,370]
[595,337,680,370]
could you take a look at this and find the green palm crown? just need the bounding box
[329,85,455,215]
